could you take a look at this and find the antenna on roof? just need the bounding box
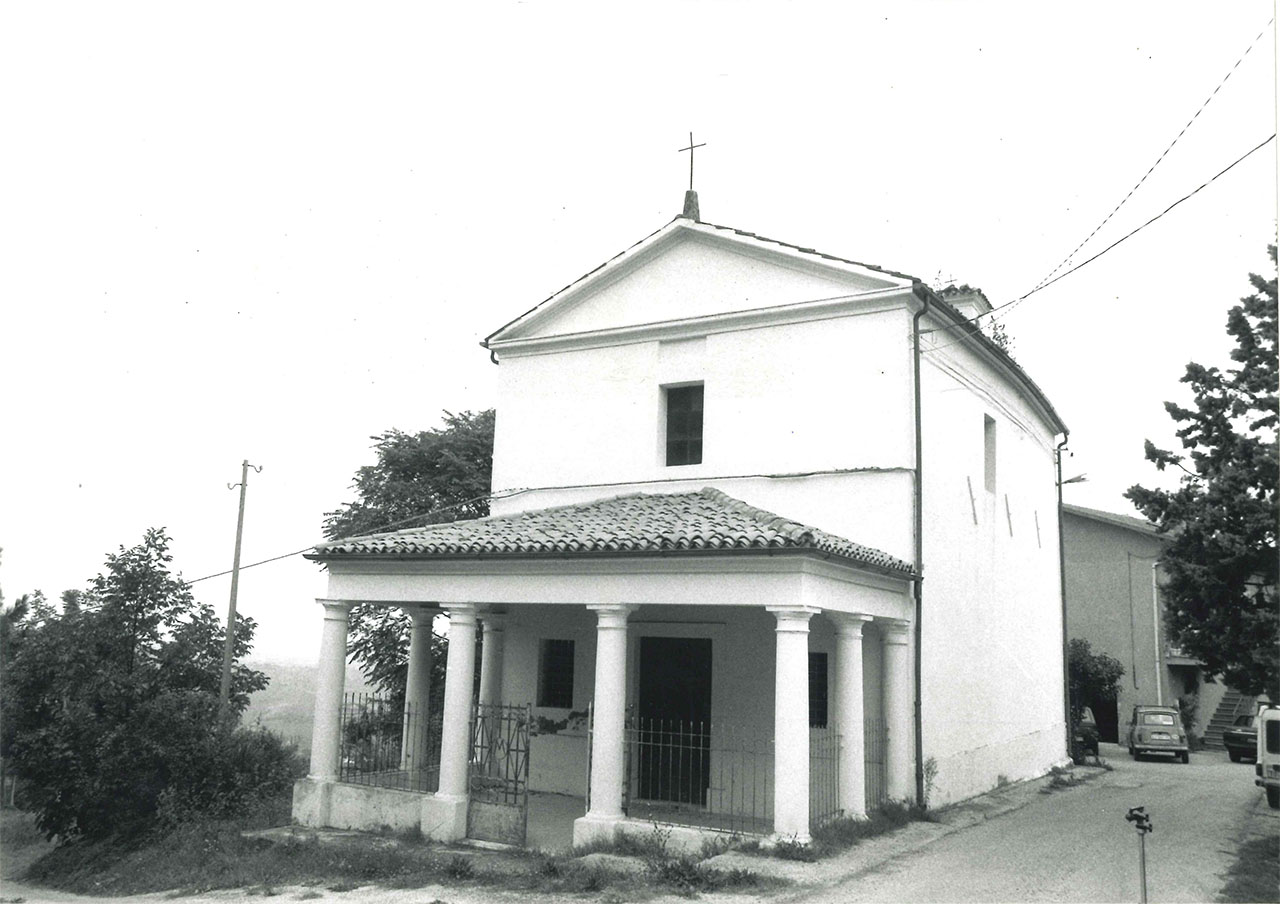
[677,132,706,220]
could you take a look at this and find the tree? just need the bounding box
[322,410,495,696]
[1127,246,1278,699]
[5,529,285,840]
[1067,638,1125,726]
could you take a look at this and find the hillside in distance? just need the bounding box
[242,661,374,755]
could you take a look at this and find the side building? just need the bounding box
[1062,503,1239,745]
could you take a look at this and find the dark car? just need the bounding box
[1224,714,1258,762]
[1073,706,1099,757]
[1127,704,1190,763]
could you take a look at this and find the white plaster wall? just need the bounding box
[917,333,1067,806]
[490,308,917,563]
[518,232,895,338]
[491,310,915,492]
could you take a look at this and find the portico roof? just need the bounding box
[308,487,915,577]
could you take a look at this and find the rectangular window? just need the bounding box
[665,384,704,466]
[809,652,828,728]
[537,639,575,708]
[983,414,997,493]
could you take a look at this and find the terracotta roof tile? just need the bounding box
[310,487,914,576]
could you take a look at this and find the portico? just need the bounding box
[292,486,918,846]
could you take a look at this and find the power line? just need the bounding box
[181,489,526,587]
[1030,16,1274,295]
[922,132,1277,354]
[179,466,906,588]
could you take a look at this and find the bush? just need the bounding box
[15,690,301,839]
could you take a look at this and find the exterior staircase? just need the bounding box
[1203,689,1255,749]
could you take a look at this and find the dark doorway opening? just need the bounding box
[637,637,712,804]
[1089,697,1120,744]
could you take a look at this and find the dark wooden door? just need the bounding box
[637,637,712,803]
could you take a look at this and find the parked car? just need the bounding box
[1256,705,1280,809]
[1127,704,1189,763]
[1223,713,1258,763]
[1073,706,1099,757]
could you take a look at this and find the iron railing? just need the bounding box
[809,726,842,826]
[338,692,441,793]
[864,716,888,808]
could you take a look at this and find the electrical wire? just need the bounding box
[179,466,900,588]
[1030,16,1274,295]
[921,132,1277,355]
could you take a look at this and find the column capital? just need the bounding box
[316,599,355,617]
[479,613,508,632]
[879,618,912,643]
[587,604,637,629]
[829,612,876,637]
[443,603,480,626]
[766,605,820,632]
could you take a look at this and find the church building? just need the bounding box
[294,189,1070,848]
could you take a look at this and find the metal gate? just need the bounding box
[467,703,530,845]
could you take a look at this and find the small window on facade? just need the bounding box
[809,652,828,728]
[665,384,704,466]
[537,639,575,708]
[983,414,997,493]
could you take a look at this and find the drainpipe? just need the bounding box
[1056,436,1071,755]
[910,285,930,806]
[1152,564,1163,706]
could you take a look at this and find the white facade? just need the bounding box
[486,217,1068,807]
[296,208,1069,843]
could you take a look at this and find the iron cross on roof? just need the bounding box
[678,132,706,191]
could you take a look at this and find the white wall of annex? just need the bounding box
[916,335,1067,805]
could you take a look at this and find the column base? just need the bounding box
[572,813,623,848]
[419,793,469,842]
[767,829,812,847]
[292,777,333,827]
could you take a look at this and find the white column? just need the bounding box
[584,604,635,823]
[768,606,818,843]
[477,613,506,708]
[831,612,874,819]
[309,599,353,780]
[401,605,437,771]
[436,604,479,801]
[881,619,915,803]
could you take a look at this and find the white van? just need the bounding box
[1256,704,1280,809]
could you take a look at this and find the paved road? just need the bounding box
[804,743,1279,903]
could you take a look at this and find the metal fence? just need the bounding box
[864,716,888,808]
[809,726,842,827]
[620,716,775,835]
[338,692,442,793]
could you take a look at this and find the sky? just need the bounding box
[2,2,1276,665]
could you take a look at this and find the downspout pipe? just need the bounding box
[910,284,930,806]
[1056,435,1071,756]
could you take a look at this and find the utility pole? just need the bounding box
[220,460,262,718]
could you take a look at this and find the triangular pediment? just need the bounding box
[487,219,914,346]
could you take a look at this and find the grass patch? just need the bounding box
[20,816,785,900]
[793,800,928,860]
[1218,835,1280,903]
[570,822,783,896]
